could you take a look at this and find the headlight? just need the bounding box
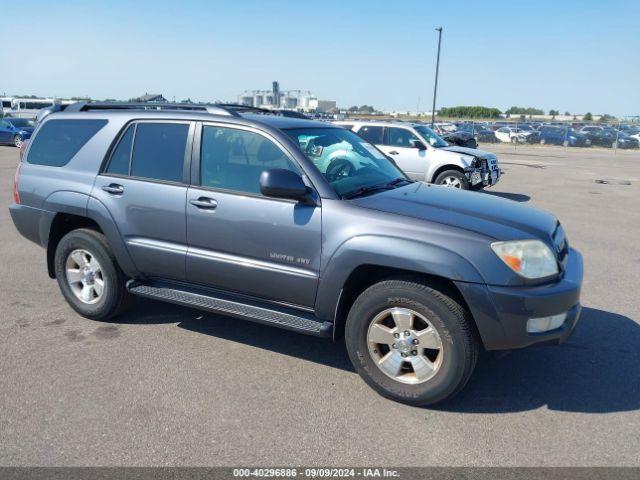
[491,240,558,279]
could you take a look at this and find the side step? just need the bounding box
[127,280,333,337]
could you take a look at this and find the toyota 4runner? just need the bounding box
[10,103,582,406]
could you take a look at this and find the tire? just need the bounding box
[345,279,479,406]
[54,228,132,321]
[434,170,469,190]
[13,135,22,148]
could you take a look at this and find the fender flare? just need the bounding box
[41,191,139,278]
[314,235,485,321]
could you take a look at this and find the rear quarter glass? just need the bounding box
[27,119,108,167]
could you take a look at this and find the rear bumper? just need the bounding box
[9,203,45,246]
[455,248,583,350]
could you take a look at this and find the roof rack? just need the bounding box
[64,102,241,117]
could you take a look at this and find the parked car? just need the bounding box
[0,117,35,147]
[583,128,639,148]
[538,126,590,147]
[10,102,582,406]
[335,120,500,190]
[495,126,536,143]
[438,129,478,149]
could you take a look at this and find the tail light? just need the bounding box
[19,139,28,161]
[13,162,21,204]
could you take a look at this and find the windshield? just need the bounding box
[284,127,408,198]
[7,118,34,128]
[413,125,448,147]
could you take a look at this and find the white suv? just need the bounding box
[335,121,500,190]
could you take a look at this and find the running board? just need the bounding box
[127,280,332,337]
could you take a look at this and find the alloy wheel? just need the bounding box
[367,307,444,384]
[65,249,105,304]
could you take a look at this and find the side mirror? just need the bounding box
[410,139,427,150]
[260,168,312,203]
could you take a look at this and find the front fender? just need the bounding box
[314,235,485,321]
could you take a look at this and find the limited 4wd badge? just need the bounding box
[270,252,311,265]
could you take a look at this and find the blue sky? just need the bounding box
[1,0,638,116]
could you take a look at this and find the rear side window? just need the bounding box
[356,126,383,144]
[27,119,107,166]
[105,125,134,175]
[130,123,189,182]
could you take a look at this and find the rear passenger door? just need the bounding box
[185,123,321,307]
[94,120,193,280]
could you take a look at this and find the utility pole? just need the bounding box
[431,27,443,128]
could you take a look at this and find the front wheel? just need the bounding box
[14,135,23,148]
[345,279,479,406]
[434,170,469,190]
[54,228,132,320]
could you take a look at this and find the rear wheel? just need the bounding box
[345,279,479,406]
[434,170,469,190]
[54,228,132,320]
[13,135,22,148]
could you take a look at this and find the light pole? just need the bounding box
[431,27,443,128]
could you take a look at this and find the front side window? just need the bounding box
[27,119,108,167]
[130,123,189,182]
[356,125,383,144]
[387,127,421,148]
[285,127,407,198]
[413,125,448,147]
[200,126,299,195]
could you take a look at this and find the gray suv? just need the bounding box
[10,103,583,406]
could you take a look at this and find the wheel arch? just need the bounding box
[315,236,485,338]
[430,164,465,184]
[330,264,476,341]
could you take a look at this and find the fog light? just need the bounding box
[527,313,567,333]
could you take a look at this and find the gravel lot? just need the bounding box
[1,143,639,466]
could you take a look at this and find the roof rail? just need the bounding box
[64,102,240,117]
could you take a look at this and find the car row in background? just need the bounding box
[449,121,640,149]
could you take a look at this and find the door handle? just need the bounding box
[389,151,399,155]
[102,183,124,194]
[189,197,218,209]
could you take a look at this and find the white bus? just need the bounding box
[1,97,76,118]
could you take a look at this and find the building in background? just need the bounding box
[132,93,167,103]
[238,81,336,113]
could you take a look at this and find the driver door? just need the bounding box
[377,127,428,180]
[186,123,322,307]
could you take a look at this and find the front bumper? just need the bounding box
[455,248,583,350]
[465,165,500,187]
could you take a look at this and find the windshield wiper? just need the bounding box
[342,184,394,199]
[384,177,413,187]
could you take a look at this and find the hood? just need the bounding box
[351,182,558,243]
[440,145,496,160]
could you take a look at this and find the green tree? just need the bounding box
[583,112,593,121]
[564,111,571,116]
[548,109,560,116]
[599,114,616,123]
[505,106,544,115]
[348,106,359,112]
[358,105,374,113]
[438,106,502,118]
